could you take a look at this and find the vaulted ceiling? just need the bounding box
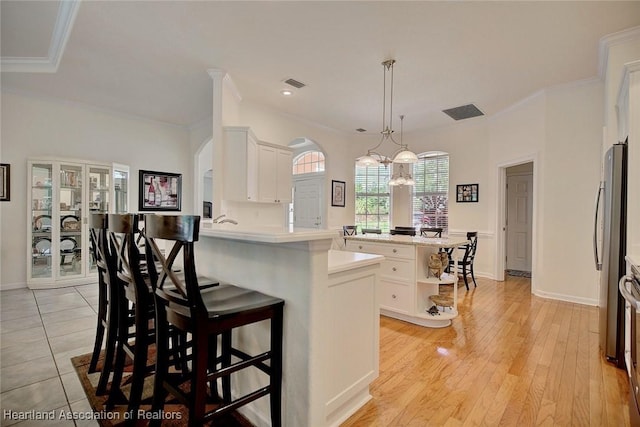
[2,1,640,133]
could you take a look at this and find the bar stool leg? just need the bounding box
[89,284,107,373]
[149,305,169,427]
[221,330,232,403]
[270,306,284,427]
[96,287,119,396]
[190,329,210,427]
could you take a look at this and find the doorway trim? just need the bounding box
[495,153,538,293]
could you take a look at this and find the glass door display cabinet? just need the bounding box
[27,159,128,288]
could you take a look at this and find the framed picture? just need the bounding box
[331,180,346,207]
[139,169,182,211]
[456,183,479,203]
[0,163,10,202]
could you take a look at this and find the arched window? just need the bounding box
[293,151,325,175]
[412,152,449,231]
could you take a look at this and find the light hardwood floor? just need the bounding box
[342,276,630,426]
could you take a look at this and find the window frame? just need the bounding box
[412,152,449,232]
[354,163,391,232]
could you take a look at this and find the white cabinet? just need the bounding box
[223,127,258,202]
[345,236,466,328]
[346,240,415,315]
[223,126,293,204]
[257,143,293,203]
[27,159,129,288]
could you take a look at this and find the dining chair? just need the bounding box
[420,227,443,238]
[343,225,357,236]
[145,214,285,426]
[447,231,479,290]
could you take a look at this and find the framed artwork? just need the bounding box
[331,180,346,207]
[139,169,182,211]
[456,183,479,203]
[0,163,10,202]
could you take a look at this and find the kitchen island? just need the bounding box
[195,224,383,427]
[345,233,469,328]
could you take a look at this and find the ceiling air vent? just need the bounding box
[442,103,484,121]
[284,78,306,89]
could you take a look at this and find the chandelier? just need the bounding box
[356,59,419,169]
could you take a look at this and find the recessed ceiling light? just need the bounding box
[281,89,294,96]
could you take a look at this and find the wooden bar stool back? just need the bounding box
[107,213,156,417]
[144,214,285,427]
[88,213,118,395]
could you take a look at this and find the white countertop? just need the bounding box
[328,249,384,274]
[199,223,339,243]
[345,233,469,248]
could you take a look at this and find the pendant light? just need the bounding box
[388,115,415,186]
[356,59,419,167]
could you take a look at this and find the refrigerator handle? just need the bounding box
[593,183,603,271]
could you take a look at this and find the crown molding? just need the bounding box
[598,25,640,80]
[1,0,81,73]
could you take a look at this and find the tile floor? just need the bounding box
[1,284,101,426]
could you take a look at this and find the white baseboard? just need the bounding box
[532,289,598,306]
[0,281,28,291]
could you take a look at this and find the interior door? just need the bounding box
[293,177,323,228]
[506,173,533,272]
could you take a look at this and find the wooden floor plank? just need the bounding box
[342,276,631,426]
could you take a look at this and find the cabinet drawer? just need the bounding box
[380,280,411,313]
[381,258,414,281]
[346,241,415,260]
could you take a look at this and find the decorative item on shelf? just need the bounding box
[426,305,441,316]
[427,252,449,278]
[331,180,346,207]
[356,60,418,172]
[60,203,68,210]
[430,295,454,311]
[456,183,479,203]
[61,215,80,231]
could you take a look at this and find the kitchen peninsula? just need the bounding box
[194,224,383,427]
[345,234,469,328]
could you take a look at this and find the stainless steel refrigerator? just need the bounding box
[594,141,627,368]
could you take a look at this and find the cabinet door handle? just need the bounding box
[392,267,397,272]
[359,245,363,250]
[392,294,397,299]
[392,249,397,253]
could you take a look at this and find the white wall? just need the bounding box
[349,80,604,305]
[539,81,603,303]
[0,92,191,289]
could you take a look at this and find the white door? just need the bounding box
[293,177,323,228]
[506,173,533,272]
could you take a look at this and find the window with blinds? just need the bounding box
[355,164,390,232]
[293,151,325,174]
[412,153,449,231]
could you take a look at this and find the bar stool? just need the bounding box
[88,214,118,393]
[106,213,157,417]
[144,215,284,427]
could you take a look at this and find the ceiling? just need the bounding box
[2,1,640,134]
